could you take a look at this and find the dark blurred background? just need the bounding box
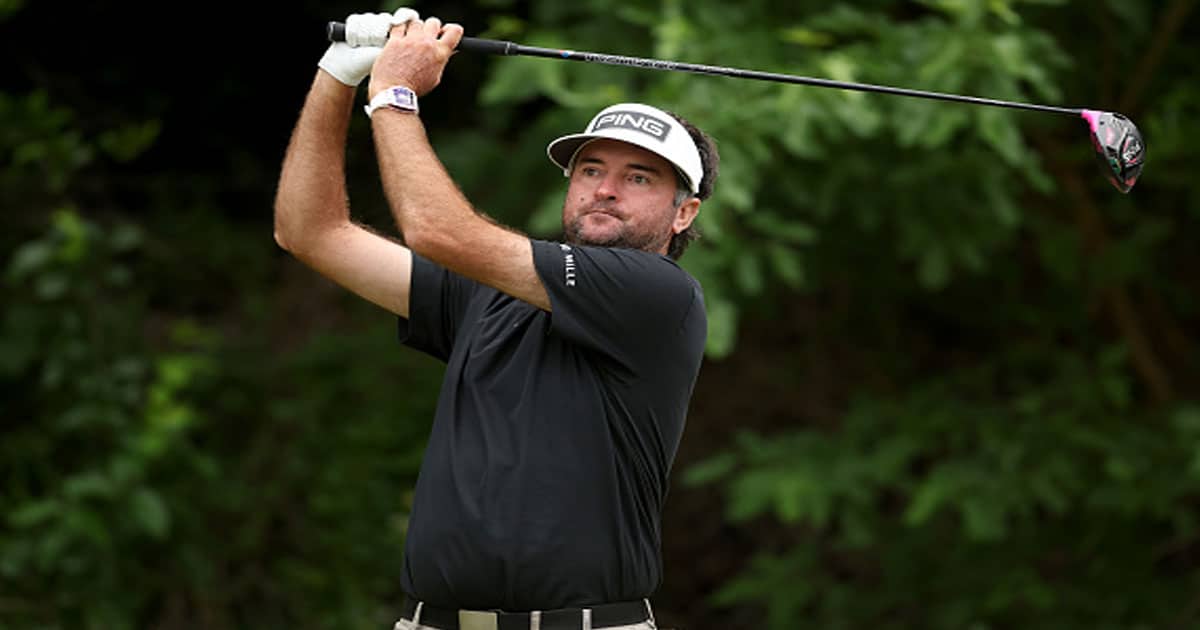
[3,1,1198,629]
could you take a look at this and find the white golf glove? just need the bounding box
[318,8,420,87]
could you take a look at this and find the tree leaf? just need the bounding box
[683,452,738,486]
[130,488,170,539]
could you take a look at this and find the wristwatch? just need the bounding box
[365,85,419,118]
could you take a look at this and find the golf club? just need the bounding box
[328,23,1145,193]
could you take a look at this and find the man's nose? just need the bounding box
[594,172,620,200]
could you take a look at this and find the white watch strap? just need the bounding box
[365,85,420,118]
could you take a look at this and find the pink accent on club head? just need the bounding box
[1081,109,1102,134]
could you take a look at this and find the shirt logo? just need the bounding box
[560,243,577,287]
[591,111,671,141]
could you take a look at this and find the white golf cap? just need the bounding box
[547,103,703,194]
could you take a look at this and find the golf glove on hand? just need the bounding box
[318,8,420,87]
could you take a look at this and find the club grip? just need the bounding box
[326,21,346,42]
[325,21,516,56]
[457,37,517,55]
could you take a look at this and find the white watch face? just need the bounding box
[366,86,419,117]
[387,87,417,110]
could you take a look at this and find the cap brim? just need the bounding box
[546,134,599,175]
[546,132,699,193]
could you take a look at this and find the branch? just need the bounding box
[1119,0,1197,114]
[1056,169,1174,404]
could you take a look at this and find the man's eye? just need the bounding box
[581,167,600,177]
[630,174,650,185]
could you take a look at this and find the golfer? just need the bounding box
[274,9,718,630]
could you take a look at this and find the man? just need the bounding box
[274,9,719,630]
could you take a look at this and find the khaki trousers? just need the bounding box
[393,620,655,630]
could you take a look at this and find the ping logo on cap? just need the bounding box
[591,110,671,141]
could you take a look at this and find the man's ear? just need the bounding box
[672,197,701,235]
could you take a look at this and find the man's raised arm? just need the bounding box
[273,11,420,317]
[365,17,552,312]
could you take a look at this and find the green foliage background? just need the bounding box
[2,1,1198,628]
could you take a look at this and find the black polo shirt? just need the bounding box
[396,239,706,611]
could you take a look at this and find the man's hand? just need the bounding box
[368,17,464,99]
[318,8,420,87]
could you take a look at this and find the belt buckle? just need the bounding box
[458,610,499,630]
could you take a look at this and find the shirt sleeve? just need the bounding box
[531,240,705,369]
[398,253,478,362]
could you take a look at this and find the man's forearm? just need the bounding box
[370,110,493,253]
[274,71,357,253]
[364,19,549,311]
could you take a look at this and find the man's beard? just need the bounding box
[563,206,671,253]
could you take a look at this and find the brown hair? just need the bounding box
[665,111,719,260]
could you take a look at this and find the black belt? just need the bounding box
[400,598,651,630]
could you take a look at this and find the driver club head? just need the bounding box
[1081,110,1145,193]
